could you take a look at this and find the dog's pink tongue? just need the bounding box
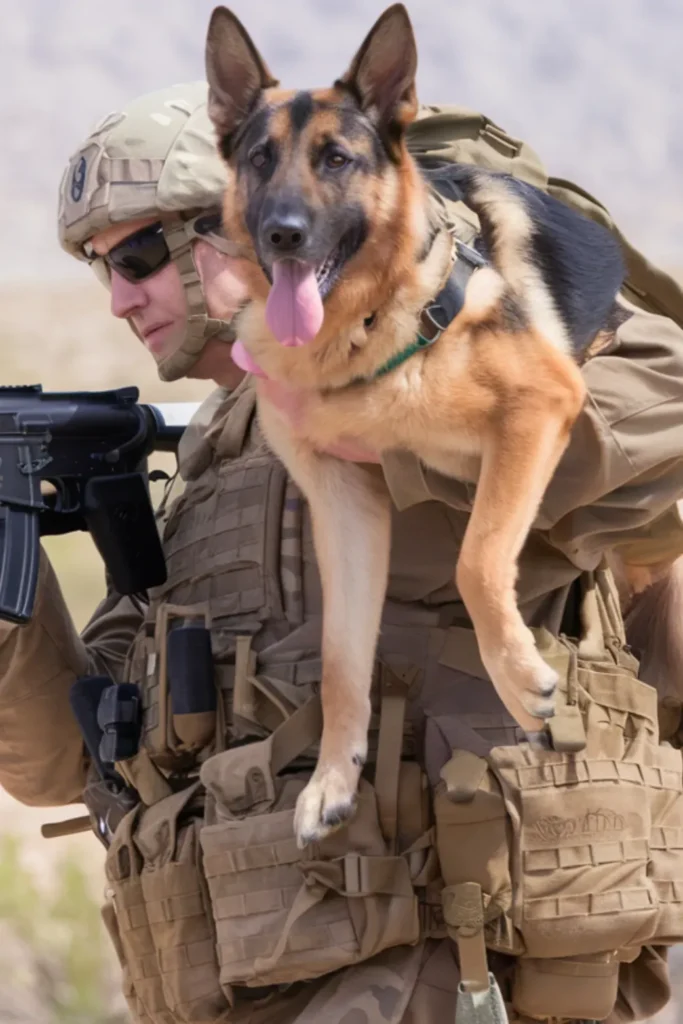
[265,260,324,347]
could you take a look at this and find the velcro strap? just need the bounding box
[443,881,490,994]
[134,781,201,863]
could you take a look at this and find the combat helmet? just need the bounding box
[58,80,243,381]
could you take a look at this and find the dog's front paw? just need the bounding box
[294,759,362,849]
[485,639,559,735]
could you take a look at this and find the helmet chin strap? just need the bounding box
[154,212,248,383]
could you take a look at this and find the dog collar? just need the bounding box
[369,239,488,381]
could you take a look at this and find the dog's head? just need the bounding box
[205,4,431,351]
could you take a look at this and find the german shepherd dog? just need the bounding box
[205,4,679,847]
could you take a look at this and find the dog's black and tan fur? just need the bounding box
[205,4,675,847]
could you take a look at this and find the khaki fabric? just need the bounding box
[0,546,147,808]
[0,551,89,805]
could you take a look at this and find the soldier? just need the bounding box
[2,81,683,1024]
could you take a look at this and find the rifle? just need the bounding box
[0,384,200,624]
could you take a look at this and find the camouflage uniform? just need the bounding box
[1,82,683,1023]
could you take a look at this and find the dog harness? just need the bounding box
[370,239,488,381]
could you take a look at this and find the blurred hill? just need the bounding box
[1,0,683,284]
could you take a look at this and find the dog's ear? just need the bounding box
[337,4,418,155]
[205,6,279,150]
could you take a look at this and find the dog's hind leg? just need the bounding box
[455,368,585,739]
[257,399,392,846]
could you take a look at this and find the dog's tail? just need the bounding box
[621,555,683,706]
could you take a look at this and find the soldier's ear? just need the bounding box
[205,6,279,152]
[336,3,418,157]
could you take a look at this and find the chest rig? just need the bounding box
[116,379,466,793]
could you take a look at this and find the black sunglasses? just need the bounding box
[84,221,171,283]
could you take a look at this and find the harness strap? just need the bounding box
[156,211,246,383]
[371,240,488,381]
[270,695,323,775]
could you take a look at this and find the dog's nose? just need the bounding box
[262,212,309,254]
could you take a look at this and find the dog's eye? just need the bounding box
[324,149,350,170]
[249,146,270,170]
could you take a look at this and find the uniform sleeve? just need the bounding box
[382,296,683,573]
[542,297,683,569]
[0,547,144,807]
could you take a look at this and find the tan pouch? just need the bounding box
[199,697,427,991]
[647,743,683,944]
[490,648,660,961]
[134,783,230,1022]
[101,897,153,1024]
[434,650,661,961]
[105,807,174,1024]
[512,953,619,1021]
[434,750,516,952]
[433,631,666,1022]
[611,945,673,1024]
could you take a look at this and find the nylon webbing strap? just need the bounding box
[458,932,491,995]
[443,881,491,993]
[233,634,258,726]
[156,213,239,382]
[270,695,323,776]
[233,634,303,737]
[373,665,410,850]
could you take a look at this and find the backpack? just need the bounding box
[407,104,683,331]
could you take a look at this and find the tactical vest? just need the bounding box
[96,109,683,1024]
[95,377,683,1024]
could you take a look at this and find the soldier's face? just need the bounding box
[88,219,250,386]
[89,217,189,363]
